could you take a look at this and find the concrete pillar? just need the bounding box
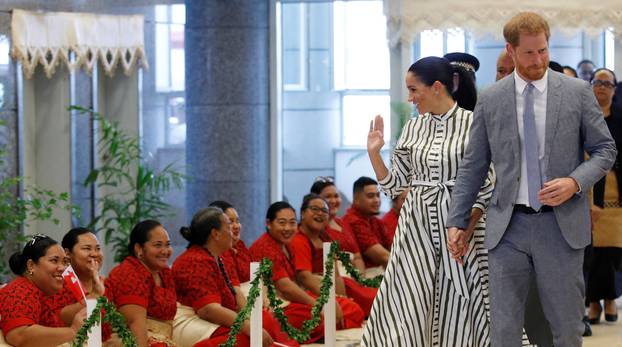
[185,0,270,243]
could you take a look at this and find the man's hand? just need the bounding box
[538,177,579,206]
[447,227,469,265]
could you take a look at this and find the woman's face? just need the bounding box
[592,70,616,107]
[406,71,438,115]
[319,185,341,218]
[224,208,241,244]
[28,244,67,295]
[266,208,297,244]
[136,226,173,272]
[301,198,330,232]
[214,213,234,252]
[66,233,103,277]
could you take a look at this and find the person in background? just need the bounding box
[548,61,563,73]
[444,52,479,110]
[250,201,364,343]
[209,200,252,284]
[105,220,177,347]
[381,189,408,240]
[0,234,86,347]
[173,207,298,347]
[563,65,578,78]
[290,193,375,316]
[44,228,106,327]
[310,177,366,272]
[496,49,515,81]
[577,59,596,81]
[585,67,622,325]
[343,177,393,268]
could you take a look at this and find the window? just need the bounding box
[334,0,390,147]
[282,3,307,90]
[419,28,466,58]
[153,4,186,148]
[155,5,185,93]
[605,28,615,71]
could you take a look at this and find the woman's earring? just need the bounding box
[28,270,34,276]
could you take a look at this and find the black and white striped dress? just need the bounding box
[362,103,497,346]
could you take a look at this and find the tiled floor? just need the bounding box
[304,298,622,346]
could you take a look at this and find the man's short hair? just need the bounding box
[353,176,378,195]
[503,12,550,47]
[577,59,595,69]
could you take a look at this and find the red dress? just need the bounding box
[172,245,298,347]
[221,240,252,283]
[343,207,394,267]
[289,230,375,316]
[325,217,360,254]
[249,233,324,343]
[105,256,177,347]
[0,276,63,336]
[381,208,399,243]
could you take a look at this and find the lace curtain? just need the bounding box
[384,0,622,47]
[11,9,148,78]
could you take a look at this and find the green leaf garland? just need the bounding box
[72,296,138,347]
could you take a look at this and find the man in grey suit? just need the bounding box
[446,12,617,347]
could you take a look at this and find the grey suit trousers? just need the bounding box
[488,210,584,347]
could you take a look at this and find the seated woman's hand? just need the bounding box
[71,307,88,334]
[261,328,274,347]
[87,258,105,297]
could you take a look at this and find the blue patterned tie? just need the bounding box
[523,83,542,210]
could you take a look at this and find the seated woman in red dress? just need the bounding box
[290,194,376,316]
[105,220,177,347]
[0,234,86,347]
[43,228,106,326]
[250,202,365,343]
[209,200,252,283]
[172,207,298,347]
[311,178,365,272]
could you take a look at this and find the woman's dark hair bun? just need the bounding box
[179,226,192,241]
[9,252,24,275]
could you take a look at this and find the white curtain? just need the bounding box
[11,9,148,78]
[384,0,622,47]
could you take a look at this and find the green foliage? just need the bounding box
[70,106,185,263]
[0,120,78,277]
[222,242,382,346]
[72,296,137,347]
[390,101,414,142]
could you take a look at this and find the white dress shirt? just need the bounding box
[514,70,548,207]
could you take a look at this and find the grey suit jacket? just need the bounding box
[447,70,617,249]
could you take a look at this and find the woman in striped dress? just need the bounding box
[363,56,495,346]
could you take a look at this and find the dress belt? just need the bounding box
[411,179,455,188]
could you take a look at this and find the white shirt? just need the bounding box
[514,70,548,207]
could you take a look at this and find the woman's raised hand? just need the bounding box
[367,115,385,154]
[87,258,105,296]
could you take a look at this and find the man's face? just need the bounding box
[354,184,381,216]
[496,53,515,81]
[578,62,595,82]
[507,32,549,82]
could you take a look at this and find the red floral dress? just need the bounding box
[289,230,375,316]
[105,256,177,347]
[221,240,252,283]
[172,245,298,347]
[0,276,63,335]
[326,217,360,254]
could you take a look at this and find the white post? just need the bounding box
[250,262,263,347]
[323,242,336,347]
[85,299,102,347]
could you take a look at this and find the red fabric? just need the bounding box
[172,245,237,312]
[343,207,392,266]
[289,231,373,316]
[105,256,177,320]
[191,309,300,347]
[381,209,399,244]
[0,277,46,335]
[249,233,296,282]
[326,217,360,254]
[342,277,377,316]
[221,240,252,283]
